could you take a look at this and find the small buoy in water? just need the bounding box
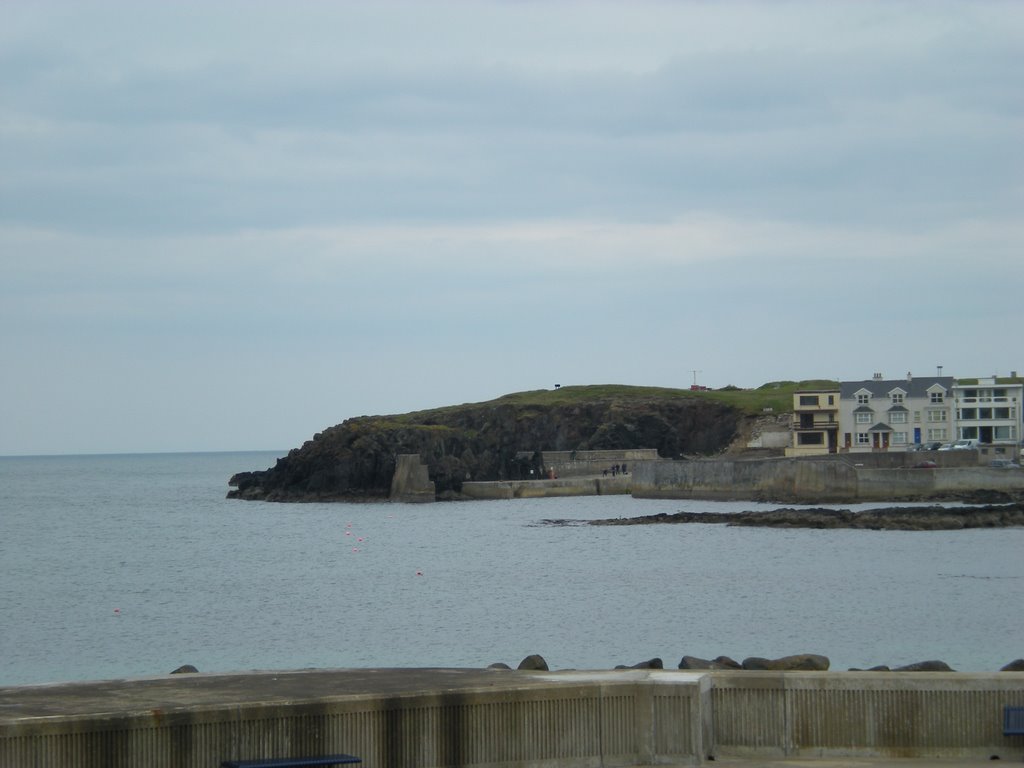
[416,571,423,576]
[357,537,364,542]
[352,548,359,552]
[113,608,121,614]
[345,531,351,536]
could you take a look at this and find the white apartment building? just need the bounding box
[838,373,955,452]
[951,376,1022,455]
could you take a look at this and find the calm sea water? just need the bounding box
[1,451,1021,686]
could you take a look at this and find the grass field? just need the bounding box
[401,381,841,420]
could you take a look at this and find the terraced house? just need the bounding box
[838,373,955,453]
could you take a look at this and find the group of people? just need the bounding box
[602,463,628,477]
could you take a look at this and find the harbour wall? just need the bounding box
[461,475,631,499]
[631,458,1024,502]
[2,669,1023,767]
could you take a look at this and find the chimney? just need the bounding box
[873,372,883,380]
[907,371,912,382]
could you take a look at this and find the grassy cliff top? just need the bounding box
[393,381,839,423]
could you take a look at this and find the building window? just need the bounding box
[913,411,921,422]
[890,412,907,424]
[891,393,904,405]
[927,428,948,441]
[927,410,947,422]
[994,426,1016,440]
[979,408,993,419]
[856,412,872,424]
[799,395,820,407]
[798,432,824,445]
[892,432,908,445]
[958,408,977,420]
[857,393,870,405]
[995,407,1012,419]
[960,426,979,439]
[856,432,870,445]
[828,395,835,405]
[930,391,944,403]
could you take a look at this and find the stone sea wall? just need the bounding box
[631,457,1024,502]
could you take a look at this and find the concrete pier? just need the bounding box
[2,668,1022,767]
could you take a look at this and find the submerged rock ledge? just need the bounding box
[574,502,1024,531]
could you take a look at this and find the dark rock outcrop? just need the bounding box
[1000,659,1024,671]
[170,664,198,674]
[585,504,1024,531]
[228,387,741,502]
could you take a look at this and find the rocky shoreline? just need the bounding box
[559,500,1024,531]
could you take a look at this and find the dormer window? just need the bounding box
[857,393,870,405]
[891,393,904,405]
[930,391,944,404]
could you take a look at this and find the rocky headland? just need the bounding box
[573,501,1024,530]
[228,385,745,502]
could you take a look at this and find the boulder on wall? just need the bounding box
[742,654,830,671]
[678,655,741,670]
[615,658,663,669]
[893,660,954,672]
[517,654,549,671]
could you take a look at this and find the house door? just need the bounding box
[914,427,921,444]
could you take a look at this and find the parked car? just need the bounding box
[939,439,979,451]
[949,439,980,450]
[989,459,1021,469]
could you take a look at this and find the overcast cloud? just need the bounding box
[2,1,1022,455]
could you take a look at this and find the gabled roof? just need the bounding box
[887,405,909,412]
[841,376,955,399]
[853,405,874,413]
[869,422,893,432]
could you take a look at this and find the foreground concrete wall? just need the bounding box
[3,670,1023,767]
[632,458,1024,502]
[0,673,705,768]
[710,672,1024,759]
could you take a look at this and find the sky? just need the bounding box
[2,1,1022,455]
